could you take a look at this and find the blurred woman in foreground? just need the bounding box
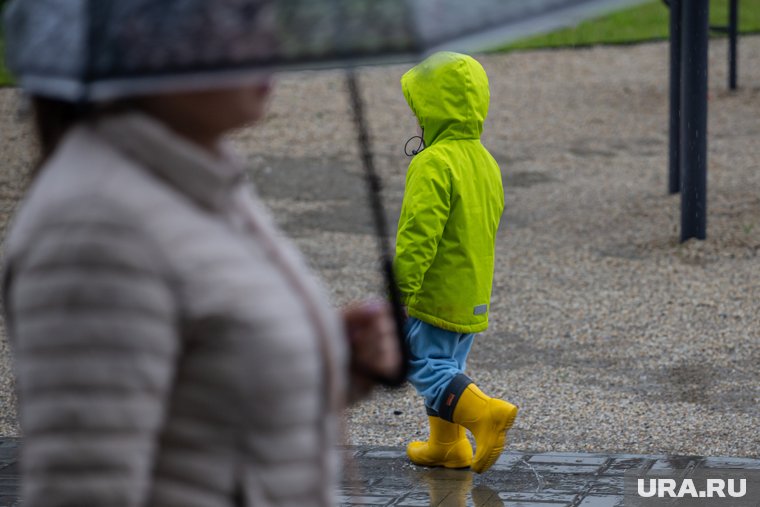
[0,3,401,507]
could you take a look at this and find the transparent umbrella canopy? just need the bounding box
[3,0,647,385]
[5,0,647,100]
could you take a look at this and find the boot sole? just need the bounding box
[413,460,472,469]
[407,455,472,469]
[471,402,518,474]
[407,441,473,469]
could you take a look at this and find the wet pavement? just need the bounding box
[0,439,18,507]
[0,439,758,506]
[339,446,760,507]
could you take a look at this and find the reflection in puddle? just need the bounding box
[420,469,504,506]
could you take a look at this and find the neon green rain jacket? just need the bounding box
[395,52,503,334]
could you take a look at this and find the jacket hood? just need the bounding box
[401,52,490,147]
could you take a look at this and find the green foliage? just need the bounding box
[0,39,10,87]
[0,1,10,86]
[499,0,760,51]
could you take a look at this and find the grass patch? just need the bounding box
[0,0,9,86]
[500,0,760,51]
[0,38,11,87]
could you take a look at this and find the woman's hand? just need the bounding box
[343,300,403,399]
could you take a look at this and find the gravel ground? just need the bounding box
[1,38,759,457]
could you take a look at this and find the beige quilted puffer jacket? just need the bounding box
[1,113,348,507]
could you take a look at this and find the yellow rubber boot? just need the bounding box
[406,416,473,468]
[452,384,518,474]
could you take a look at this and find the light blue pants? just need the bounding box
[404,317,475,412]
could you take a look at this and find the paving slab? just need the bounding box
[0,440,758,506]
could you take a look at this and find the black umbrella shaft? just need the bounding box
[346,70,408,387]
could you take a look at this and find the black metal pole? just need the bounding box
[680,0,709,241]
[668,0,682,194]
[729,0,738,90]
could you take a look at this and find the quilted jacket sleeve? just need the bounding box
[393,154,451,305]
[4,202,180,507]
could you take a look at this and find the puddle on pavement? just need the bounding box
[248,155,401,236]
[504,171,554,188]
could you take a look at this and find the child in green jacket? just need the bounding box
[395,52,518,474]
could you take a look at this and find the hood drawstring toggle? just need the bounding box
[404,129,425,157]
